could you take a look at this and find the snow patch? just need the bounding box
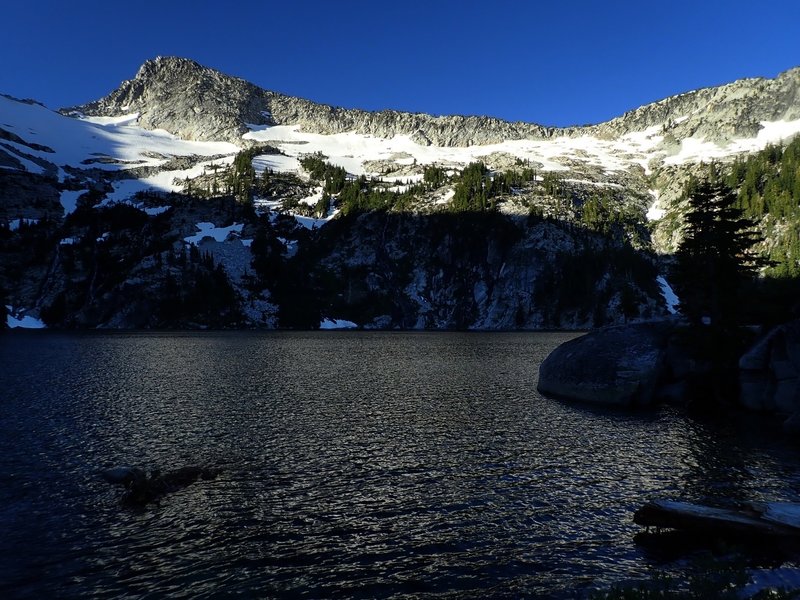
[299,187,324,207]
[2,151,45,174]
[184,222,244,245]
[144,206,171,216]
[665,118,800,166]
[106,156,236,203]
[79,113,140,126]
[293,214,336,230]
[728,118,800,153]
[657,276,680,314]
[6,308,46,329]
[8,218,38,231]
[277,237,299,257]
[60,190,84,215]
[646,189,665,221]
[663,137,726,165]
[320,318,358,330]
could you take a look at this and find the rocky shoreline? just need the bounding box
[537,318,800,427]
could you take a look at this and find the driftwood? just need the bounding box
[634,499,800,538]
[101,465,221,506]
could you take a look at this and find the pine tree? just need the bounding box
[672,175,762,328]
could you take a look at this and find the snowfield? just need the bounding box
[243,124,665,177]
[60,190,83,215]
[243,117,800,183]
[664,117,800,165]
[3,92,800,218]
[3,91,799,193]
[252,154,300,174]
[0,95,238,175]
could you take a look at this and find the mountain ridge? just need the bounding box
[62,56,800,149]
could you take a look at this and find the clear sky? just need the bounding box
[2,0,799,127]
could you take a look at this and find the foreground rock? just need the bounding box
[738,320,800,430]
[537,320,676,406]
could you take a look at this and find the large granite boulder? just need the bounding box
[738,320,800,414]
[537,320,676,406]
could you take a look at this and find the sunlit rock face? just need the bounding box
[63,57,274,144]
[66,56,800,150]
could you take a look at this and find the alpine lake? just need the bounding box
[3,330,800,598]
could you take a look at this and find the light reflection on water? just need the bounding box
[2,331,800,598]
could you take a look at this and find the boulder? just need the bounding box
[537,320,676,406]
[739,320,800,413]
[784,411,800,435]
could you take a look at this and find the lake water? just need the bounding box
[2,331,800,598]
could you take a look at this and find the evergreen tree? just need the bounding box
[231,150,257,203]
[672,175,762,328]
[451,162,490,211]
[423,165,448,188]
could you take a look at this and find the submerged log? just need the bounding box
[100,465,221,506]
[634,499,800,538]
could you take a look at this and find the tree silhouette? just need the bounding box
[672,174,762,328]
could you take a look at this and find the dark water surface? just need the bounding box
[2,331,800,598]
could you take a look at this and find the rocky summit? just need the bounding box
[2,57,800,330]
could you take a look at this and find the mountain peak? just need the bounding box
[63,56,272,143]
[133,56,207,79]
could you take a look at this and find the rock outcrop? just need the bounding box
[590,67,800,143]
[302,212,666,330]
[537,320,676,406]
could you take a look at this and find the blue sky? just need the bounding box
[2,0,799,127]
